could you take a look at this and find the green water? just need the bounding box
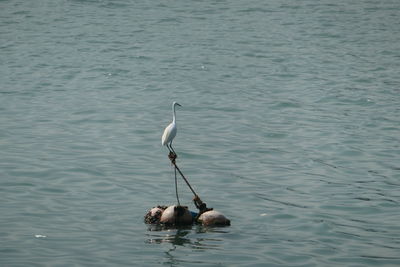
[1,0,399,266]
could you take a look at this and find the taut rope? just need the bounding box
[168,152,213,216]
[169,152,198,197]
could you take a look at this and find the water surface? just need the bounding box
[1,0,400,266]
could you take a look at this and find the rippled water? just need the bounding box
[1,0,400,266]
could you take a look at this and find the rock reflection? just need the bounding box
[146,228,191,246]
[145,225,227,250]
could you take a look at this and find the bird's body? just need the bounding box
[161,102,181,154]
[161,122,177,147]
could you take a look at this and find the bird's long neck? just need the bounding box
[172,104,177,124]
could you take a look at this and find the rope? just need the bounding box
[168,152,198,197]
[168,151,213,218]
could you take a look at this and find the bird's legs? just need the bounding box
[166,144,172,154]
[169,141,177,157]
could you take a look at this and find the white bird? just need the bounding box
[162,101,182,155]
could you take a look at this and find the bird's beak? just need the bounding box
[177,103,182,107]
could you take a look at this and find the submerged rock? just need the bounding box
[144,205,231,227]
[160,205,193,225]
[144,206,167,224]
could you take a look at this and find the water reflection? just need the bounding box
[145,225,228,249]
[195,225,230,234]
[146,228,192,246]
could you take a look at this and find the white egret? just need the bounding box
[162,101,182,206]
[161,101,181,155]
